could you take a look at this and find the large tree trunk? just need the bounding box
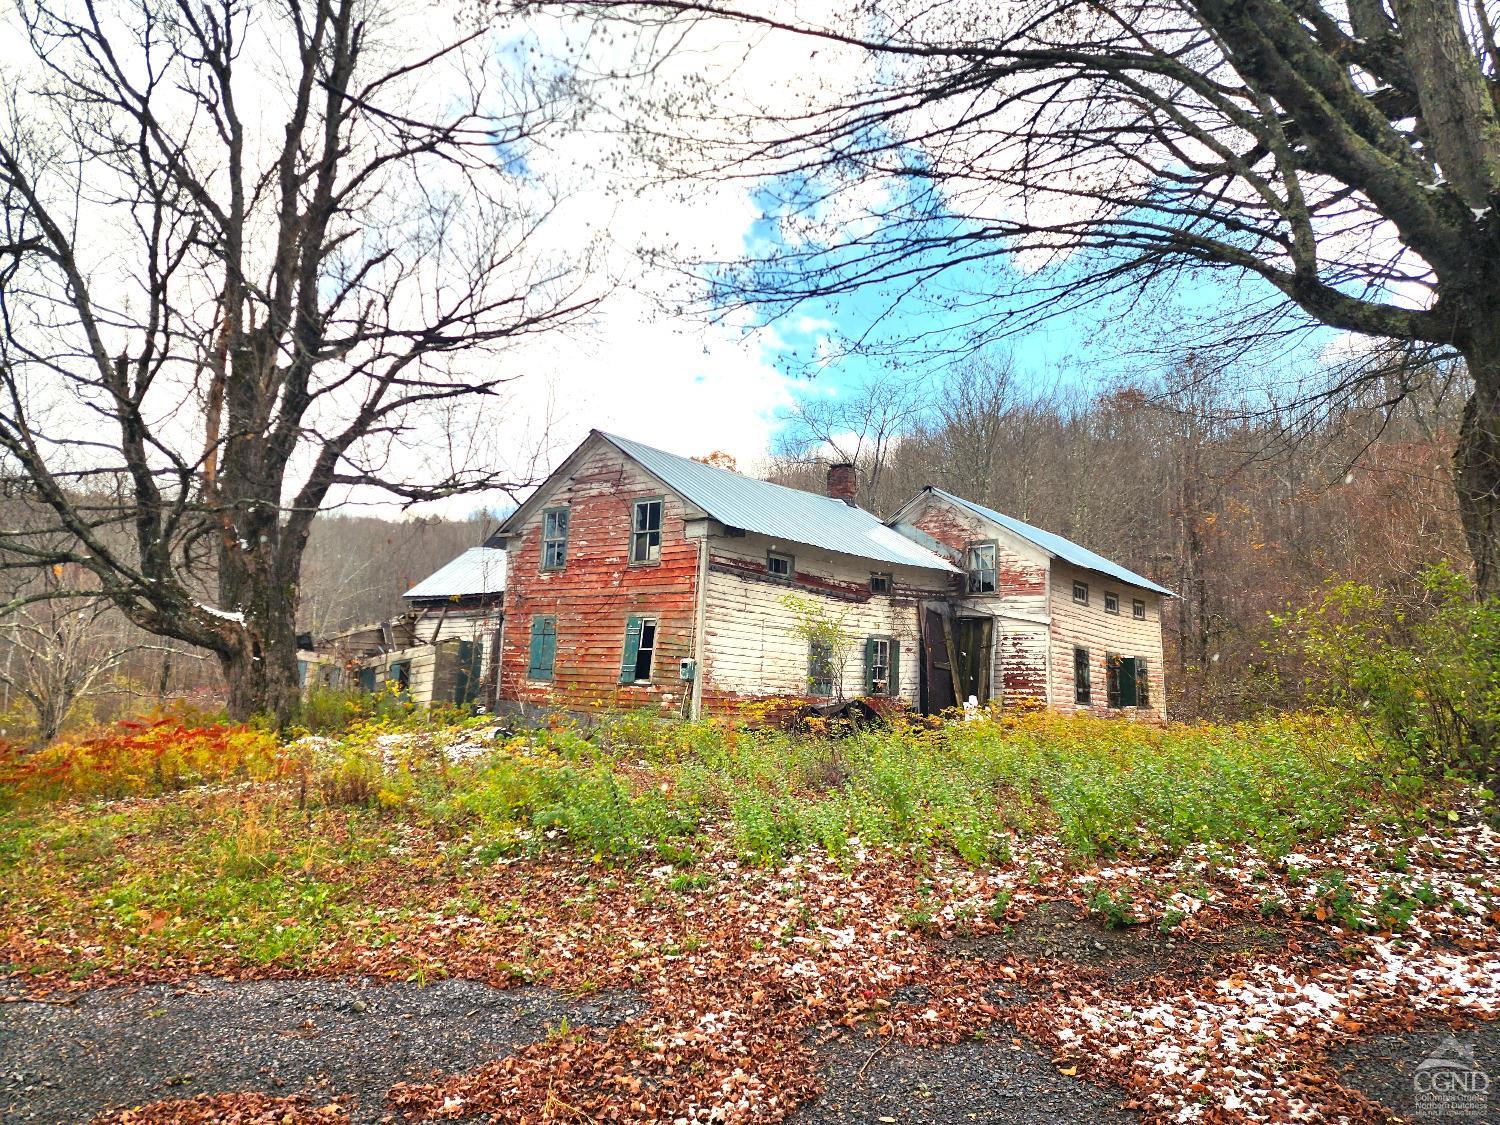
[219,617,302,727]
[1456,366,1500,598]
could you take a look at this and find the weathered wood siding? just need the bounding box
[366,643,443,704]
[699,531,943,710]
[409,604,501,704]
[498,443,698,715]
[897,493,1053,708]
[1048,560,1167,720]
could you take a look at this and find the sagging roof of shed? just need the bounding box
[403,546,507,601]
[917,486,1175,596]
[498,431,957,572]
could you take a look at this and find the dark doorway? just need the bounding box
[953,617,994,705]
[921,608,956,714]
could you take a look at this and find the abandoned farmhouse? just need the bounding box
[299,430,1170,719]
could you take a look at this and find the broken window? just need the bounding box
[389,659,412,694]
[619,616,657,683]
[1133,598,1147,620]
[527,615,557,681]
[631,498,663,564]
[808,638,834,697]
[1105,591,1119,615]
[541,507,569,570]
[767,550,794,579]
[864,635,897,696]
[870,572,892,595]
[966,542,997,593]
[1073,645,1091,705]
[1073,580,1089,604]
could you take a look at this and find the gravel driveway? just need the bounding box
[1,977,643,1124]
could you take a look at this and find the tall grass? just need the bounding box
[449,711,1412,866]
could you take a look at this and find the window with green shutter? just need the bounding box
[1135,657,1150,709]
[619,616,658,683]
[863,635,898,696]
[527,615,557,681]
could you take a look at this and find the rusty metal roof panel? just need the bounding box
[601,433,959,573]
[403,546,507,600]
[925,487,1175,596]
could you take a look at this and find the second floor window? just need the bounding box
[966,542,997,593]
[1073,580,1089,604]
[767,550,794,579]
[541,507,569,570]
[1133,598,1147,620]
[631,498,663,563]
[1105,591,1119,615]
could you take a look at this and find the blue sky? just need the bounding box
[724,181,1346,434]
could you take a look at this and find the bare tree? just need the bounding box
[773,370,926,512]
[525,0,1500,593]
[0,590,142,744]
[0,0,597,723]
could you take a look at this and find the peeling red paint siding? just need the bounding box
[499,445,698,714]
[998,631,1048,701]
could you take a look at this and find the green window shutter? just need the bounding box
[619,616,643,684]
[863,635,877,695]
[529,616,557,680]
[1119,656,1138,708]
[528,618,544,678]
[889,639,900,698]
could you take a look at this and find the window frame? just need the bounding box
[1104,591,1120,615]
[629,496,664,566]
[1073,645,1091,705]
[870,572,892,595]
[766,550,795,580]
[1072,580,1089,605]
[807,637,835,697]
[1132,598,1147,621]
[540,506,570,572]
[966,540,998,594]
[633,617,658,682]
[389,658,412,694]
[864,634,896,696]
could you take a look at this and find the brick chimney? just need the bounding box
[827,462,857,506]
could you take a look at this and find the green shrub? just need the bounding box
[1277,563,1499,796]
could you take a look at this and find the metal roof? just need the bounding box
[600,433,959,573]
[921,487,1175,596]
[403,546,507,600]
